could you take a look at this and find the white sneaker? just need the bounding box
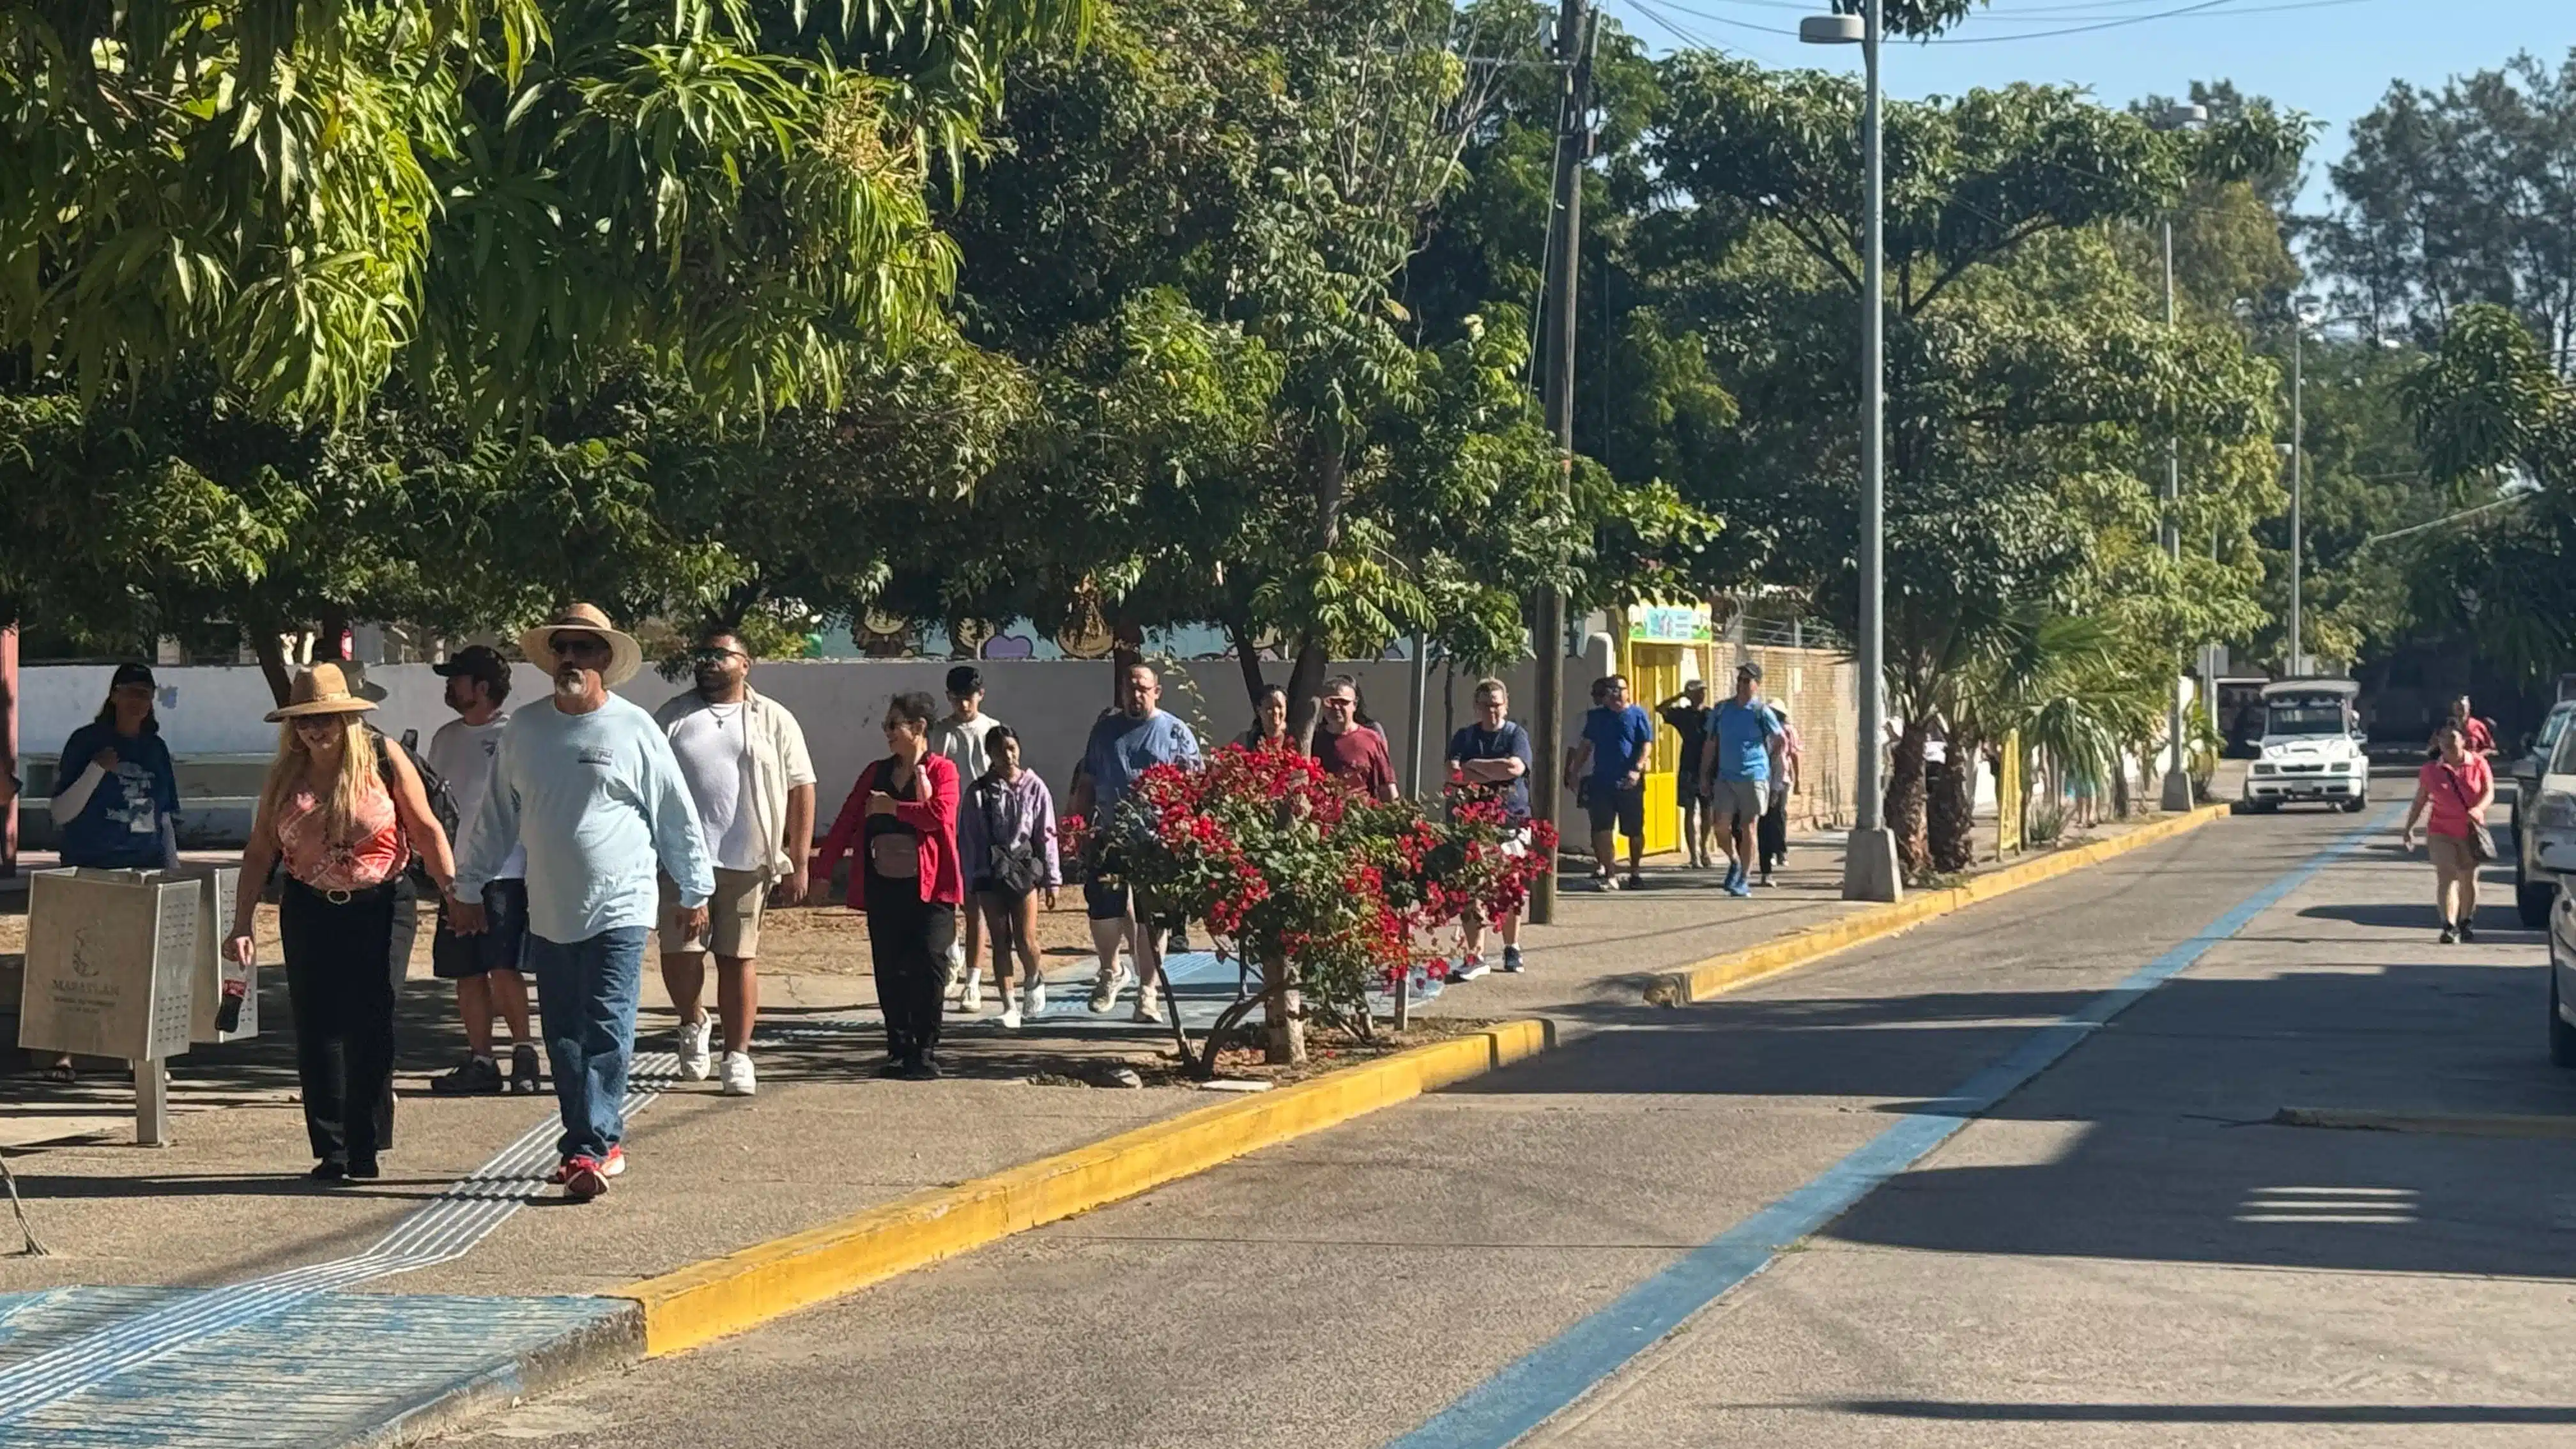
[720,1051,756,1097]
[1089,963,1131,1013]
[999,999,1023,1029]
[677,1015,714,1081]
[1025,977,1048,1015]
[959,969,984,1014]
[1131,989,1163,1025]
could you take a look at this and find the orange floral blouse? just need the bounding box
[275,774,406,892]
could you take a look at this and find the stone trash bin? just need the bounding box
[17,868,213,1144]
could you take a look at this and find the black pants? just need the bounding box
[280,876,416,1165]
[1758,789,1789,873]
[866,893,956,1064]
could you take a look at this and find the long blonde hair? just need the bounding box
[257,715,384,846]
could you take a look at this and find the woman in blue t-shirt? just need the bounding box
[50,663,181,873]
[41,663,180,1081]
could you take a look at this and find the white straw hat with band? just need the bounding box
[518,602,643,688]
[264,663,381,722]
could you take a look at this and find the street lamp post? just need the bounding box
[2154,102,2204,813]
[2288,302,2307,677]
[1803,0,1900,901]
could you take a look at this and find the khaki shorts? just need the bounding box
[659,868,769,958]
[2426,833,2479,873]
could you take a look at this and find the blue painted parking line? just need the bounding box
[0,1286,629,1449]
[0,1050,682,1428]
[1386,808,2400,1449]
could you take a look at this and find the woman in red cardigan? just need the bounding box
[815,691,962,1079]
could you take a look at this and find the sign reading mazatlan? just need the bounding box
[1627,602,1714,645]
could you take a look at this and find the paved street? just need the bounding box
[439,797,2576,1448]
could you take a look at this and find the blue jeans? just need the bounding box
[526,927,648,1163]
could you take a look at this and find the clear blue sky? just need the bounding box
[1603,0,2576,212]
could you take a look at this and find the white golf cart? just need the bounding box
[2241,678,2370,813]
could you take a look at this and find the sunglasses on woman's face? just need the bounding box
[293,717,342,736]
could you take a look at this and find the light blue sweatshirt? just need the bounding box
[453,692,714,944]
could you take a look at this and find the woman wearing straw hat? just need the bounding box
[222,663,456,1183]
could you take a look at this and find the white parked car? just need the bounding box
[2241,679,2370,813]
[2531,727,2576,1066]
[2511,700,2576,926]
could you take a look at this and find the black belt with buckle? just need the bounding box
[288,876,401,907]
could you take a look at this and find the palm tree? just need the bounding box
[1929,609,2160,873]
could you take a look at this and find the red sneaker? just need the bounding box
[549,1144,624,1185]
[562,1155,610,1201]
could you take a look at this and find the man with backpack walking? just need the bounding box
[425,645,541,1096]
[450,604,713,1201]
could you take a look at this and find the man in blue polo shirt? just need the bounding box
[1701,661,1785,898]
[1568,675,1653,891]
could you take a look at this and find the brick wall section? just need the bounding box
[1728,645,1860,831]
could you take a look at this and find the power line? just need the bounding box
[1634,0,2388,45]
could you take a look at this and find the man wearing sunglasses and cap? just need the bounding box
[1700,659,1786,900]
[449,605,715,1202]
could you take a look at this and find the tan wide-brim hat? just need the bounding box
[265,662,382,722]
[518,602,643,688]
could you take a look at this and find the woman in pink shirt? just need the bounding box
[223,664,454,1182]
[2400,721,2496,944]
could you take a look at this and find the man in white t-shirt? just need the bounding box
[929,664,1006,1011]
[427,646,540,1096]
[655,629,816,1097]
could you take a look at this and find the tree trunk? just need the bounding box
[1928,729,1981,873]
[250,627,294,707]
[1225,618,1267,714]
[1284,438,1349,753]
[1261,951,1304,1064]
[314,609,349,662]
[1883,718,1931,878]
[1285,634,1329,751]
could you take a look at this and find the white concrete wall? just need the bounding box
[16,647,1627,834]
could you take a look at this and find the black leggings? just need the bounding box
[866,894,957,1064]
[280,876,417,1164]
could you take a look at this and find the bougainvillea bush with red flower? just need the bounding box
[1066,744,1554,1063]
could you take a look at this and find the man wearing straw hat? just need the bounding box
[449,604,714,1202]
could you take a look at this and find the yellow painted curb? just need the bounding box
[618,1017,1556,1357]
[1644,803,2233,1008]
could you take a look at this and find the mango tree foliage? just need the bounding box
[1643,61,2287,875]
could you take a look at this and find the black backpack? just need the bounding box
[374,726,463,891]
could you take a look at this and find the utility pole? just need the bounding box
[1529,0,1590,925]
[1804,0,1898,901]
[2159,213,2192,809]
[2152,103,2203,812]
[2287,316,2305,677]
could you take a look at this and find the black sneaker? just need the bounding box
[1169,925,1193,954]
[508,1043,543,1094]
[896,1057,943,1082]
[2438,923,2458,944]
[309,1159,347,1183]
[874,1057,908,1079]
[1499,947,1526,974]
[2459,922,2478,944]
[431,1055,504,1096]
[347,1156,380,1181]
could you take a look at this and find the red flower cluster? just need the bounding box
[1075,743,1558,1015]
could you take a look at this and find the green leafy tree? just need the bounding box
[1643,57,2293,873]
